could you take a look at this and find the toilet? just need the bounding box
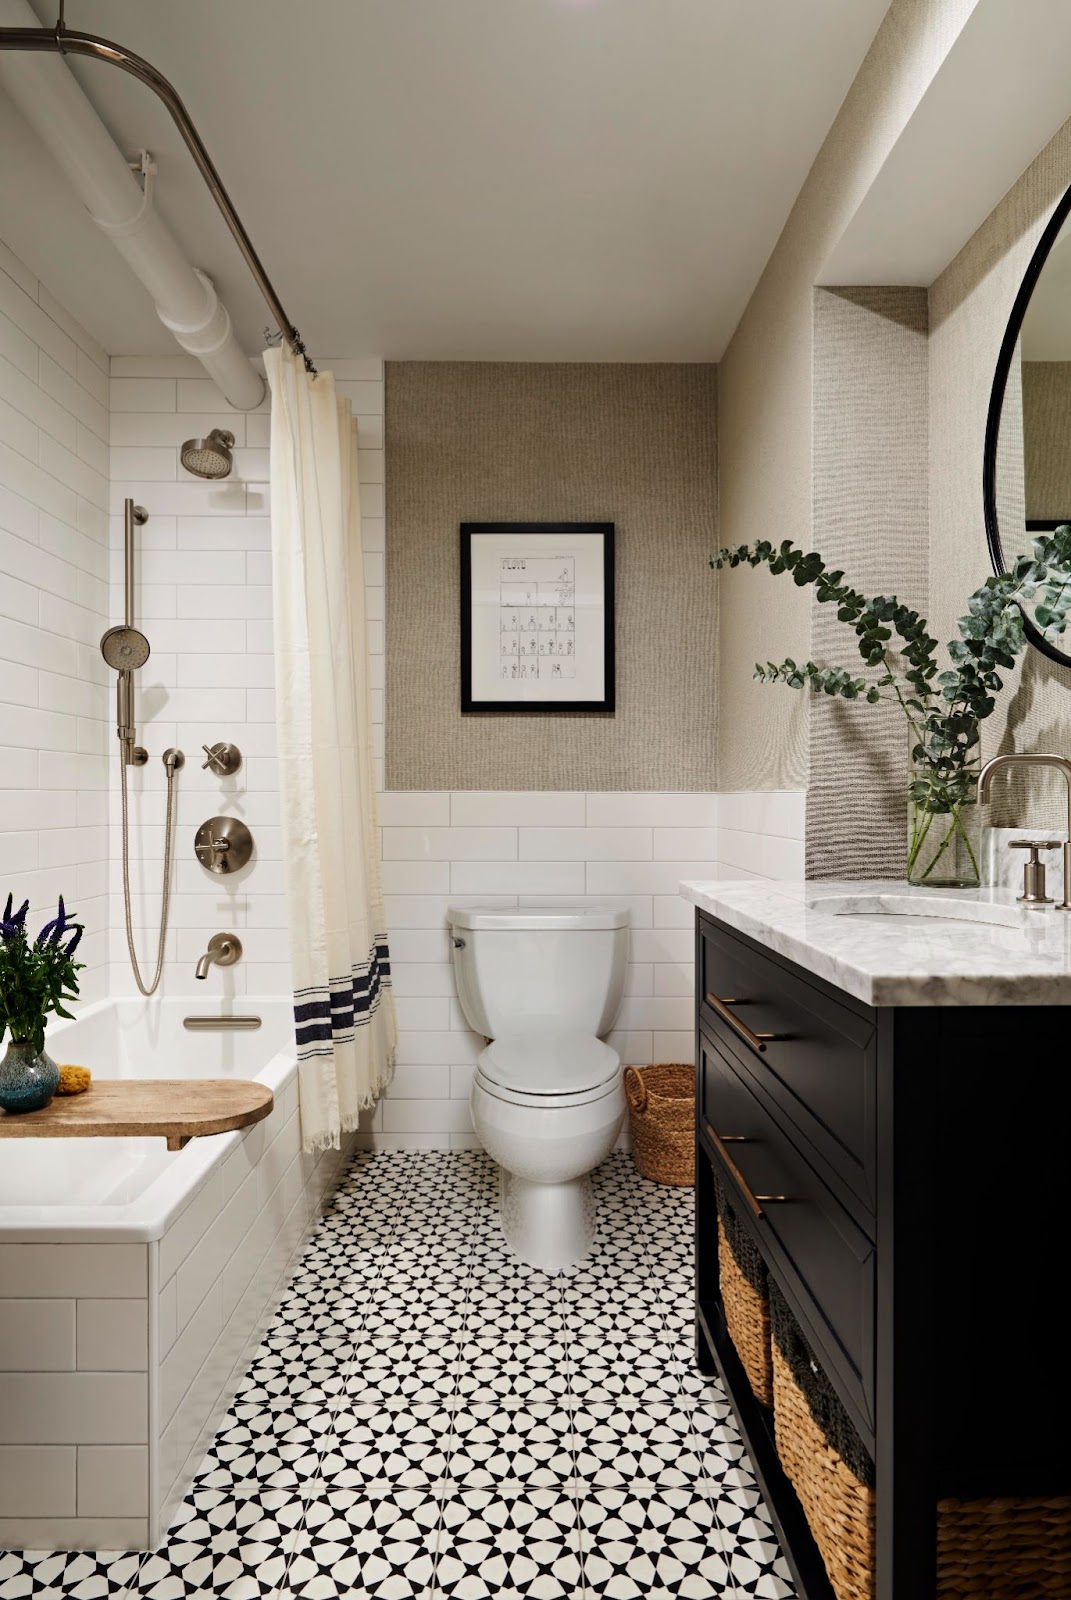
[448,902,629,1270]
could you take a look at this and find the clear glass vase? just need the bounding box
[907,765,982,888]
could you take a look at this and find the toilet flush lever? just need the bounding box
[1010,839,1062,905]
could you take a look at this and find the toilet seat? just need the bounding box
[477,1030,620,1106]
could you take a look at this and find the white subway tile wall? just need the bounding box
[154,1082,354,1542]
[0,242,111,999]
[712,791,806,881]
[106,351,386,999]
[0,1239,150,1548]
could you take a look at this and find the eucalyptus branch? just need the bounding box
[711,527,1071,818]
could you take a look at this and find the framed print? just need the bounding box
[460,522,615,713]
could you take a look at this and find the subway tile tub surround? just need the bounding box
[0,239,111,1003]
[374,789,806,1150]
[0,1150,796,1599]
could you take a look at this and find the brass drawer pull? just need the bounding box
[705,992,788,1054]
[706,1122,790,1220]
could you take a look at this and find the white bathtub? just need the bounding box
[0,998,356,1550]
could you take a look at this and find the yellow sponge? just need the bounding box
[55,1064,91,1095]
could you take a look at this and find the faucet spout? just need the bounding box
[195,949,219,981]
[978,752,1071,911]
[194,932,243,981]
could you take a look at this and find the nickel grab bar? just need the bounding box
[183,1015,262,1031]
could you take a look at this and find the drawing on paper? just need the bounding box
[498,555,576,680]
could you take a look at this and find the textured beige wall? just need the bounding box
[807,288,930,878]
[1023,362,1071,521]
[929,116,1071,830]
[717,0,977,792]
[385,362,718,792]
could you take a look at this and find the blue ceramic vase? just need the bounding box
[0,1039,60,1113]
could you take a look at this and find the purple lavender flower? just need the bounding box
[36,896,73,947]
[0,896,30,940]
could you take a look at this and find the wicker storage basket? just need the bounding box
[768,1287,1070,1600]
[935,1496,1071,1599]
[770,1281,876,1600]
[623,1064,694,1186]
[715,1173,773,1407]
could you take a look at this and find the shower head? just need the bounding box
[180,428,235,479]
[100,624,150,670]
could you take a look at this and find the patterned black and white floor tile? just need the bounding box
[0,1550,141,1600]
[0,1150,795,1600]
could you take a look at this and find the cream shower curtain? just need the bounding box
[266,346,396,1152]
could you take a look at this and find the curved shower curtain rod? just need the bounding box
[0,15,316,373]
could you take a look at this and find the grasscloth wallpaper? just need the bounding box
[1023,362,1071,522]
[385,362,718,792]
[930,113,1071,831]
[807,287,930,879]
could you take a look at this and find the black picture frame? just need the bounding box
[983,176,1071,668]
[460,522,615,714]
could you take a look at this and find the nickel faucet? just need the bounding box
[978,753,1071,911]
[194,932,243,980]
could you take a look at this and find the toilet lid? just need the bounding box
[479,1031,620,1097]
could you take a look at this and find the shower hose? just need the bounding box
[119,750,179,997]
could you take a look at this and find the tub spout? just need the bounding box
[194,932,243,980]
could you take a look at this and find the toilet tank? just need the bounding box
[447,903,630,1039]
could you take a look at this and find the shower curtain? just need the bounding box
[266,346,396,1152]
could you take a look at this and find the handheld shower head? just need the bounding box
[100,624,150,670]
[180,428,235,479]
[101,625,150,765]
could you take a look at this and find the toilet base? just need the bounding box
[499,1169,597,1271]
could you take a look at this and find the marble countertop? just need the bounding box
[680,878,1071,1006]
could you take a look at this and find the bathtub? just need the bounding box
[0,999,357,1551]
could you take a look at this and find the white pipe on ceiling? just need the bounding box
[0,0,264,409]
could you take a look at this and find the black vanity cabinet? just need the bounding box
[693,909,1070,1600]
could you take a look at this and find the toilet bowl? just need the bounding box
[448,903,629,1270]
[472,1032,625,1269]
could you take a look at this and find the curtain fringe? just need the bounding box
[301,1047,397,1154]
[302,1127,342,1156]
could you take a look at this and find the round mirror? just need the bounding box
[984,184,1071,667]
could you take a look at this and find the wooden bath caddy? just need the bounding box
[0,1079,274,1150]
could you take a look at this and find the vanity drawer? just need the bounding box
[699,916,877,1217]
[700,1028,875,1437]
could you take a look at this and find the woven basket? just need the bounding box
[935,1496,1071,1599]
[715,1172,773,1406]
[623,1064,694,1186]
[771,1283,876,1600]
[769,1287,1070,1600]
[719,1225,773,1407]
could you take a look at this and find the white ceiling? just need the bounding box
[0,0,890,361]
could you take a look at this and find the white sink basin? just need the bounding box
[809,893,1030,931]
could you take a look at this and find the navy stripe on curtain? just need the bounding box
[293,938,392,1060]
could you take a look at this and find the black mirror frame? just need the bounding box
[983,179,1071,668]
